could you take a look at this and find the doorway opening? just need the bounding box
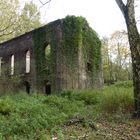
[45,80,51,95]
[23,81,30,94]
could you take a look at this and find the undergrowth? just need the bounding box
[0,81,134,139]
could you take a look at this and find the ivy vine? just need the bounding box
[33,16,101,89]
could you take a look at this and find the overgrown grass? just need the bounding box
[100,85,134,114]
[61,81,134,114]
[0,81,134,139]
[113,80,133,88]
[60,90,101,105]
[0,93,86,139]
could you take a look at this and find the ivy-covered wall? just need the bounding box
[33,19,63,93]
[60,16,103,89]
[33,16,103,92]
[0,16,103,94]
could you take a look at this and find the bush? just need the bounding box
[43,95,85,118]
[0,81,135,139]
[60,90,101,105]
[0,97,15,115]
[99,86,134,114]
[113,81,133,88]
[0,94,85,139]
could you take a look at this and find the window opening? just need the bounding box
[11,55,14,75]
[45,44,51,59]
[26,50,30,73]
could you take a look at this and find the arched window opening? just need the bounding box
[45,44,51,75]
[26,50,30,73]
[11,55,14,75]
[45,44,51,60]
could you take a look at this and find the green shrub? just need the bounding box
[43,95,85,118]
[113,81,133,88]
[59,90,73,99]
[0,97,15,115]
[0,94,85,139]
[0,82,134,139]
[99,87,134,114]
[60,90,101,105]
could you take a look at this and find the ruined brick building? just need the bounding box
[0,16,103,95]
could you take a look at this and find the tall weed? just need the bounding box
[99,86,134,113]
[60,90,101,105]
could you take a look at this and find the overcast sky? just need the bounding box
[21,0,140,38]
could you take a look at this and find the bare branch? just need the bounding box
[0,30,14,37]
[0,14,18,34]
[115,0,127,17]
[39,0,51,5]
[0,21,14,33]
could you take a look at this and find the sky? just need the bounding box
[21,0,140,38]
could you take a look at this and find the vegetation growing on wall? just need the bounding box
[33,26,47,81]
[61,16,83,69]
[82,22,101,70]
[82,20,101,85]
[61,16,101,87]
[33,16,101,90]
[33,22,56,90]
[62,16,101,70]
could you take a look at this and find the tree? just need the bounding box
[115,0,140,117]
[15,2,41,36]
[109,30,131,81]
[0,1,41,43]
[102,32,132,83]
[102,37,113,83]
[0,0,19,42]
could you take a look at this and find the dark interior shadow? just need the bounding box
[45,80,51,95]
[23,81,30,94]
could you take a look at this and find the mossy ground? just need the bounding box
[0,81,140,140]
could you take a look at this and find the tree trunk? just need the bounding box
[128,27,140,117]
[115,0,140,117]
[131,39,140,117]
